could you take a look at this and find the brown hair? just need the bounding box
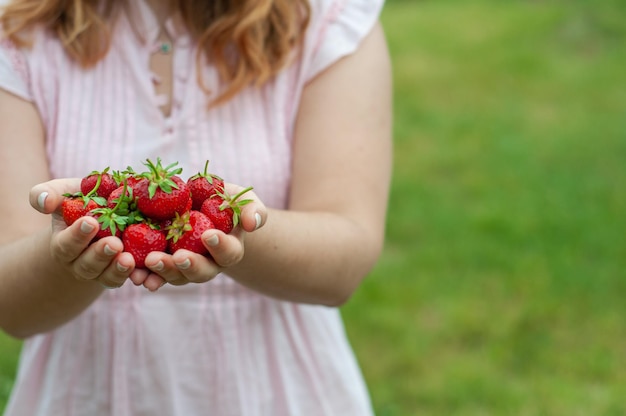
[0,0,310,104]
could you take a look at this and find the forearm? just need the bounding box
[0,229,103,339]
[228,208,384,306]
[230,22,392,305]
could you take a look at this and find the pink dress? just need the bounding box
[0,0,384,414]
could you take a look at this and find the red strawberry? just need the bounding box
[122,223,167,269]
[80,167,118,199]
[200,187,253,234]
[133,158,192,221]
[187,160,224,210]
[183,195,192,213]
[61,197,101,226]
[166,210,215,255]
[107,185,131,209]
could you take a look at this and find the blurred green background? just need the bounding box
[2,0,626,414]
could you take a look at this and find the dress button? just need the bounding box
[151,72,162,85]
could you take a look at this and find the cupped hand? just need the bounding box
[29,178,135,288]
[130,184,267,291]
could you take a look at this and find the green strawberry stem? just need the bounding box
[189,160,223,184]
[91,180,130,236]
[214,186,254,229]
[166,212,193,244]
[218,186,254,211]
[113,166,136,186]
[141,158,183,199]
[84,167,111,199]
[111,180,128,212]
[63,169,108,208]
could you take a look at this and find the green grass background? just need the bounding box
[2,0,625,414]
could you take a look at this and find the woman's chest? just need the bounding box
[29,37,297,208]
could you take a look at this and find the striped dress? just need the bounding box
[0,0,384,414]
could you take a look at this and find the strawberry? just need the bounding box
[60,158,254,263]
[122,223,167,269]
[187,160,224,210]
[80,167,118,199]
[61,197,101,226]
[200,187,253,234]
[133,158,192,221]
[61,178,108,226]
[166,210,215,255]
[183,195,193,213]
[107,185,132,210]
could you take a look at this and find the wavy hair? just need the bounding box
[0,0,310,104]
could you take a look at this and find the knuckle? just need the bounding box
[73,261,101,280]
[108,268,130,283]
[160,270,186,284]
[217,249,244,268]
[100,278,125,288]
[211,237,245,268]
[186,272,213,284]
[50,238,73,263]
[176,258,220,284]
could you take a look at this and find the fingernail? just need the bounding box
[37,192,48,210]
[176,258,191,270]
[116,263,129,272]
[104,244,116,256]
[205,234,219,247]
[254,212,262,230]
[152,261,164,271]
[80,221,95,234]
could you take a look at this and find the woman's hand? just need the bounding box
[30,178,136,289]
[30,179,266,292]
[131,184,267,291]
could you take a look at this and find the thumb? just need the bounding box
[30,178,81,214]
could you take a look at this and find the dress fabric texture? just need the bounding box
[0,0,384,415]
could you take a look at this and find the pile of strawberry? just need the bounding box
[61,158,253,269]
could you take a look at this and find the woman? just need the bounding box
[0,0,392,414]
